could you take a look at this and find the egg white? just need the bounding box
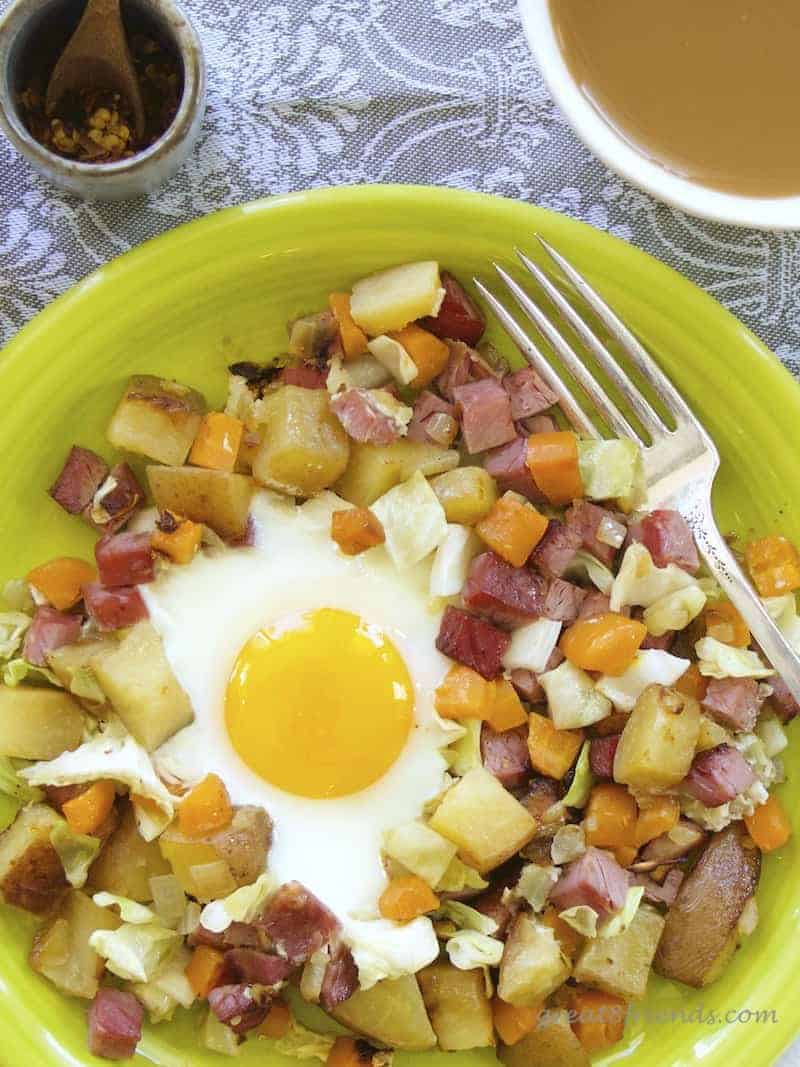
[142,490,454,973]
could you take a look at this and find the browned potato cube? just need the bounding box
[336,440,459,507]
[499,1008,590,1067]
[333,974,436,1051]
[107,375,206,465]
[430,467,498,525]
[0,685,83,760]
[418,962,494,1051]
[0,804,69,915]
[147,465,254,540]
[498,914,570,1006]
[29,889,120,998]
[252,386,350,497]
[47,637,117,712]
[88,802,171,902]
[573,903,664,1000]
[613,685,701,790]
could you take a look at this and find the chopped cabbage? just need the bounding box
[436,900,498,936]
[597,650,690,712]
[516,864,559,912]
[326,353,392,395]
[600,886,643,938]
[271,1019,337,1062]
[757,715,789,758]
[0,756,42,804]
[577,439,644,505]
[3,659,61,688]
[383,821,457,887]
[565,550,614,595]
[0,611,31,660]
[90,923,180,983]
[93,892,158,925]
[732,733,779,787]
[551,824,586,865]
[643,586,707,636]
[436,856,488,894]
[50,822,101,888]
[446,930,504,970]
[763,594,800,653]
[202,1008,241,1057]
[130,981,176,1024]
[502,618,562,674]
[695,637,774,680]
[300,948,329,1003]
[430,525,480,598]
[68,666,107,707]
[347,916,439,990]
[445,719,483,778]
[149,874,187,929]
[131,944,195,1022]
[2,580,34,613]
[367,390,414,435]
[539,660,611,730]
[368,335,418,386]
[200,872,276,934]
[559,905,598,938]
[562,741,594,809]
[371,471,448,570]
[610,543,695,612]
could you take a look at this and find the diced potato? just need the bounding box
[159,805,271,900]
[91,622,193,752]
[350,261,445,337]
[88,803,171,902]
[252,386,350,497]
[147,465,254,541]
[0,803,69,915]
[573,903,664,1000]
[428,767,536,873]
[337,441,460,508]
[613,685,701,790]
[29,889,120,998]
[107,375,206,465]
[696,714,731,752]
[0,685,83,760]
[418,963,494,1051]
[498,915,570,1007]
[499,1008,590,1067]
[333,974,437,1051]
[431,467,499,525]
[47,637,117,711]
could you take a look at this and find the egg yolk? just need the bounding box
[225,608,414,799]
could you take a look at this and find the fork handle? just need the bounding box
[690,491,800,706]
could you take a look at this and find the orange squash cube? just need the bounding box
[492,998,541,1046]
[389,324,450,388]
[744,794,792,852]
[476,492,549,567]
[703,600,750,648]
[327,1038,366,1067]
[259,999,292,1038]
[569,986,627,1052]
[62,780,116,836]
[26,557,97,611]
[745,536,800,597]
[152,511,204,565]
[178,773,233,837]
[329,293,369,361]
[675,662,708,702]
[560,612,647,676]
[435,664,492,721]
[331,507,385,556]
[584,783,638,852]
[526,432,583,506]
[185,945,226,998]
[485,678,528,732]
[189,412,244,472]
[634,796,680,846]
[527,711,584,779]
[379,874,440,923]
[540,905,584,959]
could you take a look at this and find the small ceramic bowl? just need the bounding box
[0,0,205,200]
[518,0,800,231]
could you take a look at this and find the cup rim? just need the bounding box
[518,0,800,231]
[0,0,204,180]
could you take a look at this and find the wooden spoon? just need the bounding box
[45,0,145,140]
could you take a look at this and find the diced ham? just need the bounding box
[566,501,619,568]
[22,606,82,667]
[87,463,144,533]
[548,847,629,918]
[641,630,676,651]
[421,271,486,346]
[768,675,800,723]
[407,391,458,445]
[436,605,510,680]
[95,532,155,588]
[682,744,755,807]
[454,379,516,454]
[320,943,358,1011]
[472,869,523,939]
[530,519,582,578]
[519,413,557,436]
[189,921,267,952]
[436,341,473,401]
[589,735,621,779]
[224,949,294,987]
[701,678,763,733]
[481,723,532,789]
[484,437,544,502]
[640,510,700,574]
[279,363,327,389]
[260,882,340,966]
[510,668,544,704]
[502,367,558,420]
[330,388,403,445]
[50,446,108,516]
[633,868,685,907]
[578,591,612,619]
[543,578,587,623]
[463,552,547,626]
[208,984,270,1034]
[88,988,143,1061]
[83,583,148,631]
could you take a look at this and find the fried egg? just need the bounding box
[141,490,455,978]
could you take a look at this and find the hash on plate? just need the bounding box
[0,261,797,1063]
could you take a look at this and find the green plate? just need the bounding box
[0,184,798,1067]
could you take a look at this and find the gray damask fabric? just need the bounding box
[1,0,800,378]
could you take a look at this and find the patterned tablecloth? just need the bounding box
[0,0,798,1061]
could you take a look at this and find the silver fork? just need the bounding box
[475,238,800,705]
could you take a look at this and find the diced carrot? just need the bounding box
[331,507,385,556]
[26,557,97,611]
[62,780,116,836]
[592,711,629,737]
[476,492,549,567]
[525,432,583,506]
[635,796,680,846]
[378,875,440,923]
[185,945,226,998]
[584,783,638,853]
[613,845,638,868]
[703,600,750,648]
[389,324,450,388]
[560,612,647,676]
[541,905,584,959]
[259,999,292,1038]
[178,773,233,837]
[744,794,792,852]
[329,293,369,361]
[527,711,584,779]
[569,986,627,1052]
[327,1037,367,1067]
[151,511,203,565]
[435,664,492,721]
[485,678,528,732]
[189,412,244,472]
[675,662,708,702]
[492,997,541,1046]
[745,536,800,598]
